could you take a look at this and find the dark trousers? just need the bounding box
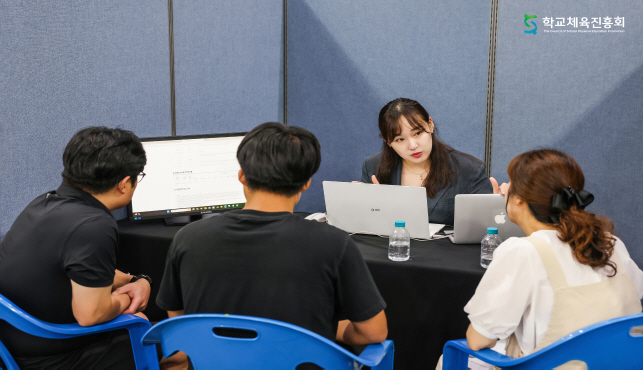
[13,329,135,370]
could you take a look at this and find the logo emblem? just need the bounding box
[495,211,507,225]
[524,14,537,35]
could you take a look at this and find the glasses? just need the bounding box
[137,172,146,183]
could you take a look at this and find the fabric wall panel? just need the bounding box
[173,0,283,135]
[288,0,491,213]
[491,1,643,266]
[0,1,170,237]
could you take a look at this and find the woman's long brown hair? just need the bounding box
[507,149,617,275]
[376,98,456,198]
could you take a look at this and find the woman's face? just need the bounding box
[389,116,434,165]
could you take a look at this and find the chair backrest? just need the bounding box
[143,314,384,369]
[443,312,643,369]
[524,312,643,368]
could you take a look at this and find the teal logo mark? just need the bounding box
[524,14,537,34]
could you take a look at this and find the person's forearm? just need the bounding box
[336,319,350,342]
[339,322,377,345]
[337,320,387,346]
[168,310,185,318]
[96,293,132,324]
[466,323,498,351]
[336,311,387,345]
[75,293,131,326]
[113,270,134,290]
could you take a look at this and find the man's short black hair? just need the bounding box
[62,126,147,194]
[237,122,321,196]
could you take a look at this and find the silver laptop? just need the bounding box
[323,181,438,240]
[449,194,525,244]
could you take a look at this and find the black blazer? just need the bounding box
[360,149,493,225]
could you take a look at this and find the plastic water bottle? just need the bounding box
[481,227,503,268]
[389,221,410,261]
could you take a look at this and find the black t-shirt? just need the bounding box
[157,210,386,341]
[0,183,117,357]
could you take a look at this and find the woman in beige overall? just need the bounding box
[464,149,643,368]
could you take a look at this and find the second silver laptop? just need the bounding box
[450,194,525,244]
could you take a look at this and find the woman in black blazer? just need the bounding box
[360,98,493,225]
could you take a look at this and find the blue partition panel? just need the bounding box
[0,1,171,237]
[491,1,643,265]
[173,0,283,135]
[288,0,492,213]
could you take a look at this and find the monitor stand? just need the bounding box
[163,213,222,226]
[163,215,191,226]
[201,213,222,219]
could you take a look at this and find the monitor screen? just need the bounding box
[128,133,247,220]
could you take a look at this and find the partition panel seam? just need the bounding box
[283,0,288,126]
[168,0,177,136]
[484,0,499,176]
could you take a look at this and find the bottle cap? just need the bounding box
[395,221,405,227]
[487,227,498,234]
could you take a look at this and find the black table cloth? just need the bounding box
[117,218,486,369]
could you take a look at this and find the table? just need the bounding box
[350,234,486,368]
[117,218,486,369]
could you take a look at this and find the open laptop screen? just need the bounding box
[323,181,442,239]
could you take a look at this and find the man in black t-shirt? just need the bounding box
[0,127,152,369]
[157,122,388,368]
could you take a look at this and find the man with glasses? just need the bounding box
[0,127,151,369]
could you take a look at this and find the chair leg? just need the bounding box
[442,346,469,370]
[0,340,19,370]
[128,323,160,370]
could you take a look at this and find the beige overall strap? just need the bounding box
[504,333,523,358]
[504,236,564,360]
[524,236,569,289]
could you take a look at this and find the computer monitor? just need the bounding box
[128,133,247,221]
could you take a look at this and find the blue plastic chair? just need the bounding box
[142,314,394,369]
[442,312,643,369]
[0,293,159,370]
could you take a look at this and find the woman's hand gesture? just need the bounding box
[352,175,380,184]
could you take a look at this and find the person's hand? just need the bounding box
[133,312,149,321]
[352,176,379,184]
[112,279,151,314]
[490,177,499,194]
[499,182,510,196]
[160,351,189,370]
[490,177,510,195]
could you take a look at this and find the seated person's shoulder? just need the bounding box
[364,152,382,165]
[450,149,485,172]
[449,149,492,192]
[58,196,118,230]
[293,216,357,252]
[62,211,118,242]
[171,216,218,244]
[494,237,540,262]
[299,215,352,238]
[611,236,639,266]
[83,211,118,226]
[361,152,383,182]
